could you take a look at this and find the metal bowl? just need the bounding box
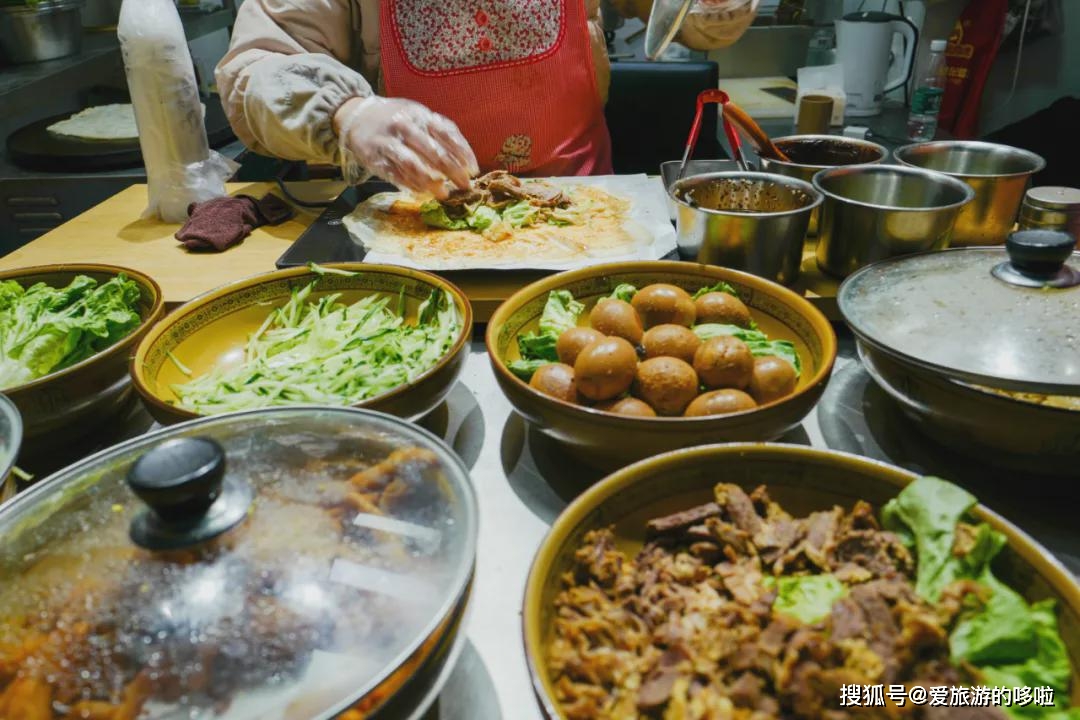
[0,394,21,504]
[813,165,975,278]
[759,135,888,235]
[486,261,837,470]
[659,159,740,219]
[523,443,1080,719]
[132,264,473,425]
[895,141,1046,247]
[671,171,823,285]
[0,0,84,64]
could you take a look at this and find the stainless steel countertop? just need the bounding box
[48,329,1080,719]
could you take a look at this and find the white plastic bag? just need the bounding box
[118,0,237,223]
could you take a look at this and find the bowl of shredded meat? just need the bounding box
[524,443,1080,720]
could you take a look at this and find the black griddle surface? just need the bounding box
[7,97,235,173]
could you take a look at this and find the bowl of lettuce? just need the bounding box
[524,443,1080,720]
[131,263,472,425]
[0,264,164,454]
[485,260,837,469]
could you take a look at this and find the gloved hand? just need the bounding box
[335,96,479,199]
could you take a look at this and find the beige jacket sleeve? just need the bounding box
[215,0,370,165]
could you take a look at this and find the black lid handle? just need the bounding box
[1006,230,1076,279]
[127,437,226,524]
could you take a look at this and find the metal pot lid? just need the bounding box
[0,393,20,489]
[645,0,693,60]
[0,406,477,720]
[839,230,1080,395]
[1026,186,1080,211]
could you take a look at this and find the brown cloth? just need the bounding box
[175,193,294,251]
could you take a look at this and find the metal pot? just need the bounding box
[894,140,1046,247]
[759,134,888,236]
[813,164,974,279]
[0,0,84,64]
[671,171,822,285]
[839,231,1080,475]
[659,159,740,219]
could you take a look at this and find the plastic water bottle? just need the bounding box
[907,39,948,142]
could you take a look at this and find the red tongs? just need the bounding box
[677,89,791,181]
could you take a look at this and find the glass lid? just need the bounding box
[645,0,693,60]
[0,393,21,495]
[839,231,1080,395]
[0,406,477,720]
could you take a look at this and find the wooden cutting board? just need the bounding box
[720,77,798,119]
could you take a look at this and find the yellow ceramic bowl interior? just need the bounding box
[132,264,472,424]
[486,261,837,468]
[523,443,1080,719]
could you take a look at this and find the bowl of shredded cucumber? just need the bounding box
[131,264,472,425]
[0,264,164,453]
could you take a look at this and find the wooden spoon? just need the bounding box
[722,101,791,162]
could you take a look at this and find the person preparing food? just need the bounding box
[216,0,758,199]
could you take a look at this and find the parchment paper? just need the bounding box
[343,174,678,271]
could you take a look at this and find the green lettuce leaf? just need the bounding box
[608,284,638,303]
[419,200,468,230]
[692,280,738,299]
[503,200,539,228]
[881,476,980,601]
[538,290,584,337]
[773,574,847,625]
[981,600,1078,719]
[518,332,559,363]
[691,324,800,376]
[882,476,1079,720]
[466,205,499,230]
[508,358,549,382]
[0,274,142,390]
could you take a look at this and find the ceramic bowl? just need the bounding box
[131,264,472,425]
[485,261,836,469]
[0,264,164,457]
[523,443,1080,719]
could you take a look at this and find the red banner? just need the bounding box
[939,0,1009,138]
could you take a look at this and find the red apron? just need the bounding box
[379,0,613,176]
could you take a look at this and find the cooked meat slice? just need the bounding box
[846,500,880,531]
[774,508,842,572]
[705,517,754,556]
[441,185,488,207]
[728,671,765,709]
[717,559,765,605]
[715,483,763,534]
[830,529,915,579]
[522,181,567,208]
[572,528,626,588]
[637,645,689,710]
[646,502,722,536]
[755,516,804,565]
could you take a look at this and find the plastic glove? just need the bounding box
[335,96,479,199]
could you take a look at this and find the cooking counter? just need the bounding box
[0,181,344,304]
[3,181,1078,720]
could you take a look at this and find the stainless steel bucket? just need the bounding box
[671,171,822,285]
[813,165,975,279]
[894,141,1045,247]
[759,135,888,236]
[0,0,84,64]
